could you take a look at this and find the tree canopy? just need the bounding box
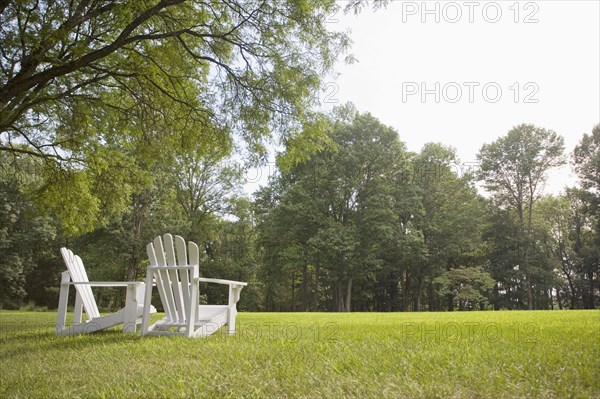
[0,0,347,232]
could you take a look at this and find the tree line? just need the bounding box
[0,1,597,312]
[1,104,598,311]
[255,106,598,311]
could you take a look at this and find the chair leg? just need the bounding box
[227,286,242,335]
[227,307,237,335]
[141,270,154,336]
[123,284,138,333]
[56,271,70,334]
[187,280,198,337]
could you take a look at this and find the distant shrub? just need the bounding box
[18,300,48,312]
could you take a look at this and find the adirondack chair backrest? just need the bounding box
[146,234,200,324]
[60,247,101,319]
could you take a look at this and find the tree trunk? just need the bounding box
[345,277,353,312]
[334,280,345,312]
[290,272,296,311]
[525,189,535,310]
[389,276,399,311]
[414,277,423,312]
[428,281,434,311]
[128,195,145,281]
[401,272,410,311]
[301,263,308,311]
[414,294,422,312]
[527,278,533,310]
[565,272,577,309]
[314,261,320,311]
[586,270,595,309]
[447,294,454,311]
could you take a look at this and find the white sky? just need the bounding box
[245,0,600,196]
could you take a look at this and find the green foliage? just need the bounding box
[0,156,61,308]
[573,124,600,194]
[477,124,566,310]
[2,112,597,311]
[434,266,495,310]
[477,124,565,210]
[257,107,412,311]
[200,198,263,310]
[1,0,347,232]
[570,126,600,309]
[256,107,489,312]
[411,143,487,311]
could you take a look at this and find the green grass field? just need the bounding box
[0,310,598,398]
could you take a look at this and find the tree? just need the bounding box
[411,143,486,311]
[0,154,60,308]
[572,125,600,308]
[173,149,243,243]
[534,192,595,309]
[477,124,565,309]
[434,266,495,310]
[573,124,600,195]
[256,105,411,311]
[200,197,263,311]
[0,0,348,232]
[484,205,525,309]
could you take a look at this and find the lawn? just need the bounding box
[0,310,598,398]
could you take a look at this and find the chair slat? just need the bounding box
[175,236,191,319]
[163,234,185,323]
[147,242,171,320]
[153,236,177,322]
[74,255,100,319]
[60,248,100,319]
[188,241,200,279]
[187,241,201,318]
[63,251,88,314]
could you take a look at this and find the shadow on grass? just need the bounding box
[0,321,144,361]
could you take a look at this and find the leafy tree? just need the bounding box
[411,143,486,311]
[0,0,348,232]
[173,148,243,244]
[257,105,413,311]
[533,192,596,309]
[573,124,600,195]
[484,206,525,309]
[201,197,263,311]
[0,155,60,308]
[477,124,565,309]
[571,125,600,308]
[433,266,495,310]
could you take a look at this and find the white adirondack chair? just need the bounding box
[56,247,154,335]
[141,233,247,337]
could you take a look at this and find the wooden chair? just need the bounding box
[141,233,247,337]
[56,247,154,335]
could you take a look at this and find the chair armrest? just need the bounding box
[69,282,145,287]
[197,277,248,287]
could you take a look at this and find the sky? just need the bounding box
[245,0,600,196]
